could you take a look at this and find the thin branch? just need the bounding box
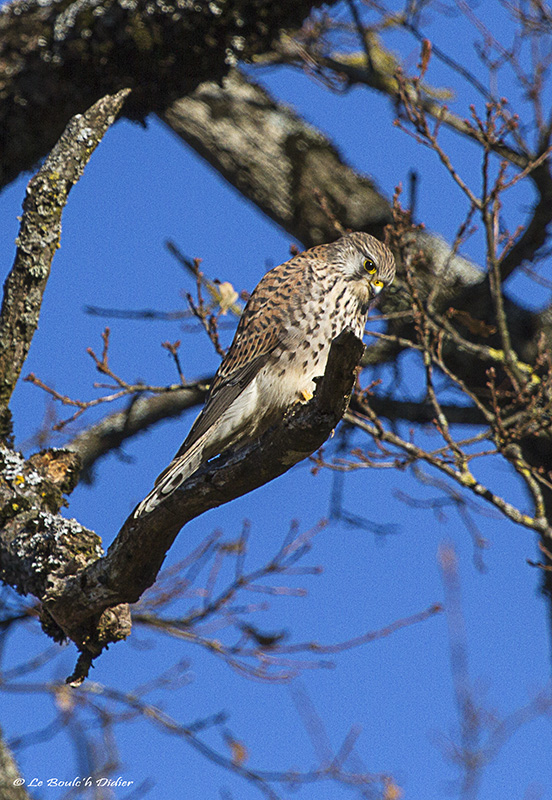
[268,41,529,169]
[66,382,209,475]
[343,409,552,540]
[165,241,244,319]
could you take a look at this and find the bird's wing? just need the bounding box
[173,350,278,457]
[174,253,312,457]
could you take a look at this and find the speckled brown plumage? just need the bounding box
[135,232,395,515]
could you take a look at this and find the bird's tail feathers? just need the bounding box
[134,442,204,516]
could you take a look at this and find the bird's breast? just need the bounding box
[255,282,367,414]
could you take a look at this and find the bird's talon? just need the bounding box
[300,389,314,402]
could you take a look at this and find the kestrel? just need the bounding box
[135,232,395,515]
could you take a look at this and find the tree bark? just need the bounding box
[0,89,130,422]
[0,728,30,800]
[0,0,335,187]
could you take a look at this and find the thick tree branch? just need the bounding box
[0,0,336,188]
[79,388,488,472]
[65,380,492,478]
[499,163,552,281]
[42,330,365,673]
[0,443,134,659]
[0,92,134,672]
[350,396,487,427]
[0,727,30,800]
[162,70,392,246]
[0,89,130,423]
[161,70,481,281]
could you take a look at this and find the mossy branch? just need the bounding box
[0,89,130,420]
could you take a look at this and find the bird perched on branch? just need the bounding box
[135,232,395,516]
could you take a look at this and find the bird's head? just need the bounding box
[332,232,396,308]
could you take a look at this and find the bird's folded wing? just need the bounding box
[173,348,279,458]
[174,258,310,457]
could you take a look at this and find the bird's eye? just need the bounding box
[363,258,377,274]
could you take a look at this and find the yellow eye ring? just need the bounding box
[363,258,377,274]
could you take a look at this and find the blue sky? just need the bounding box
[0,2,551,798]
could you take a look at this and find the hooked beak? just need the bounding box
[370,280,384,297]
[366,280,384,313]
